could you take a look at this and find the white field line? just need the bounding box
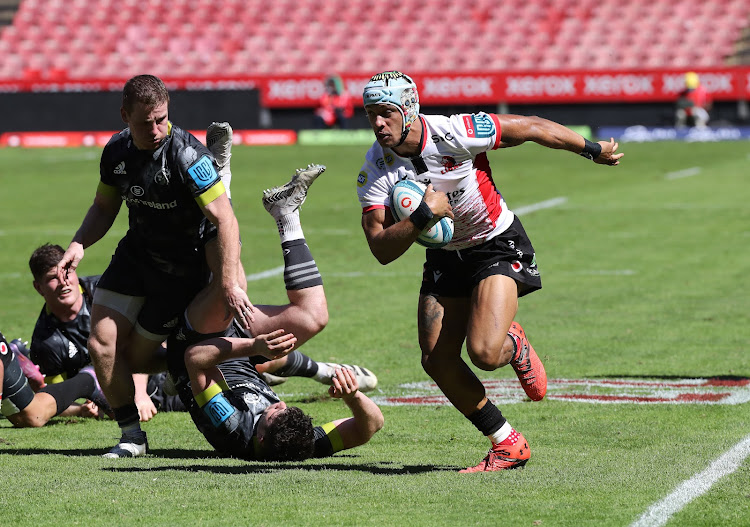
[665,167,701,180]
[514,196,567,215]
[630,433,750,527]
[246,265,285,282]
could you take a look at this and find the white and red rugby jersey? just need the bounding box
[357,112,514,250]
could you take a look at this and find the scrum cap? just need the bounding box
[363,71,420,143]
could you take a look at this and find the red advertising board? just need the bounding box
[1,68,748,107]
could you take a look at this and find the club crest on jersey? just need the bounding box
[440,156,463,174]
[155,167,171,186]
[187,155,218,189]
[463,114,496,138]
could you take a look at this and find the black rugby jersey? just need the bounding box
[99,123,224,274]
[176,356,336,460]
[30,275,99,380]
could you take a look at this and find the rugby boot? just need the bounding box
[79,366,114,418]
[103,430,149,458]
[262,372,289,386]
[316,362,378,393]
[459,429,530,473]
[206,121,233,197]
[262,164,326,218]
[507,321,547,401]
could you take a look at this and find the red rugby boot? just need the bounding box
[459,429,530,473]
[507,321,547,401]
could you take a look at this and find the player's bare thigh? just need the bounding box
[465,274,518,370]
[245,286,328,348]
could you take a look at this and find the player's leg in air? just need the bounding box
[193,126,376,390]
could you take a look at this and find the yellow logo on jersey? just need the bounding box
[357,171,368,187]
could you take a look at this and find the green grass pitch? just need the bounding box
[0,141,748,526]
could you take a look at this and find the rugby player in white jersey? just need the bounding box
[357,71,623,472]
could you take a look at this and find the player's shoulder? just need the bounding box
[100,128,131,164]
[447,111,499,138]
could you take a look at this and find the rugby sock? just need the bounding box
[282,239,323,290]
[271,350,319,378]
[467,399,506,437]
[39,373,96,415]
[488,421,514,445]
[276,209,304,243]
[195,381,235,428]
[113,404,143,439]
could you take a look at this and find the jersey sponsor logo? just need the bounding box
[130,185,145,197]
[125,197,178,210]
[462,115,475,137]
[376,153,395,170]
[357,170,368,187]
[67,341,78,358]
[113,161,127,175]
[187,155,218,190]
[162,317,178,329]
[0,341,7,355]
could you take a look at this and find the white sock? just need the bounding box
[487,421,512,444]
[276,210,304,244]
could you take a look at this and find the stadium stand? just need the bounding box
[0,0,750,81]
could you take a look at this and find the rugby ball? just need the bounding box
[389,180,454,249]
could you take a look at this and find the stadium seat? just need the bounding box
[0,0,749,80]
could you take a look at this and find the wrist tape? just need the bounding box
[579,138,602,161]
[409,199,434,231]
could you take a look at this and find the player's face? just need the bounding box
[256,400,288,439]
[366,104,403,148]
[121,101,170,151]
[34,267,80,308]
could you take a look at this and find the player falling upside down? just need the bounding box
[357,71,623,472]
[166,160,382,461]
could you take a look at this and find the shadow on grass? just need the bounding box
[106,459,460,475]
[0,447,460,474]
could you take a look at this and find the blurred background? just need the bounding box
[2,0,750,144]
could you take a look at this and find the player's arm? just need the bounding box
[496,114,623,166]
[133,373,158,422]
[58,185,122,283]
[362,185,453,265]
[201,191,255,327]
[322,368,384,451]
[184,330,297,397]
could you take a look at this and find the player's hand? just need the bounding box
[595,138,624,166]
[56,242,84,286]
[423,184,454,220]
[253,329,297,359]
[80,400,102,419]
[225,283,255,330]
[135,393,158,422]
[328,367,359,401]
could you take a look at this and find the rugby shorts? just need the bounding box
[420,215,542,298]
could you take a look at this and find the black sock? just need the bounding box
[282,239,323,290]
[113,403,141,436]
[273,350,319,378]
[39,373,96,415]
[467,399,506,436]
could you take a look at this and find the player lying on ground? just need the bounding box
[1,330,110,426]
[174,327,383,461]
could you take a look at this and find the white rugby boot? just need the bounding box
[261,164,326,218]
[206,121,233,198]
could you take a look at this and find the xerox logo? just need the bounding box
[506,75,576,97]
